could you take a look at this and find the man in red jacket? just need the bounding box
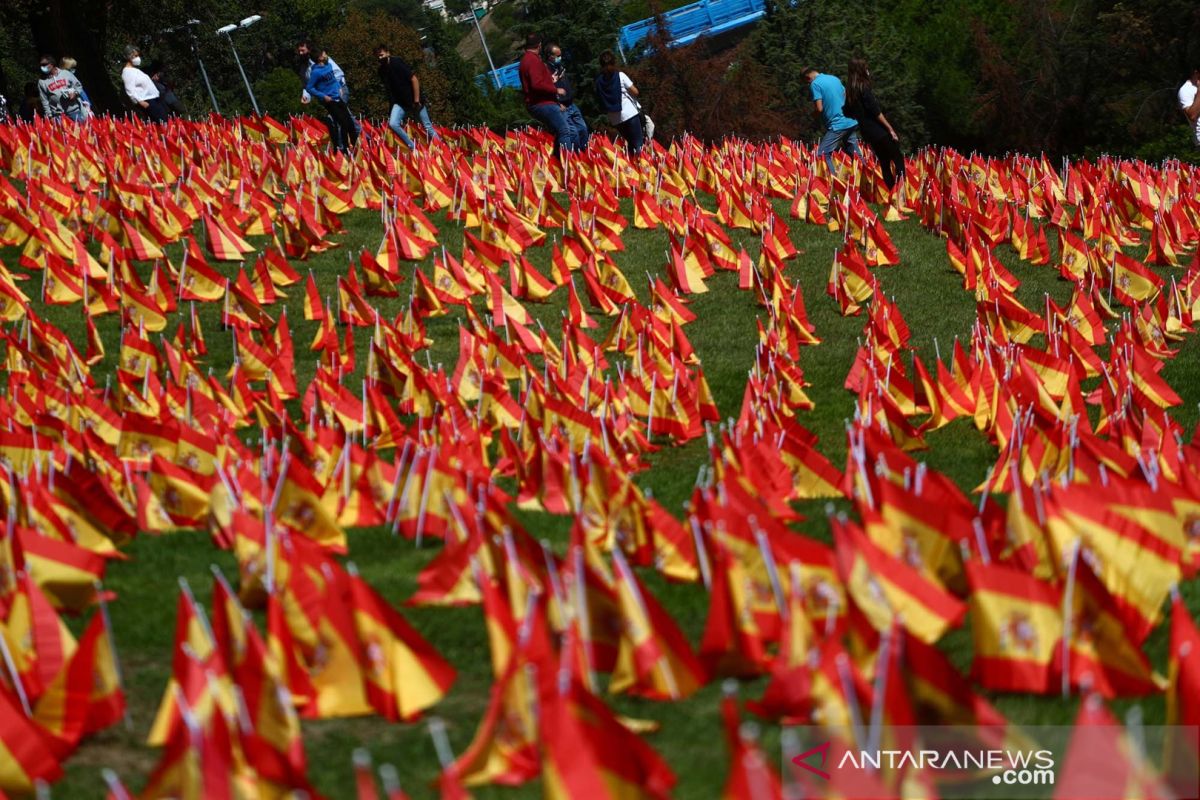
[518,33,572,158]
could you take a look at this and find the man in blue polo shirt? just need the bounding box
[804,67,859,176]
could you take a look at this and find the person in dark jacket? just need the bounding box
[306,45,358,152]
[844,57,904,191]
[594,50,643,155]
[546,42,588,152]
[148,62,186,118]
[18,82,40,123]
[374,44,439,149]
[518,33,571,158]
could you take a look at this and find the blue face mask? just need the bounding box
[551,56,562,66]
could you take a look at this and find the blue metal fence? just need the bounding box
[476,0,767,89]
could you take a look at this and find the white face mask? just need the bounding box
[131,56,141,67]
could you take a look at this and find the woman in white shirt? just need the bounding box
[594,50,644,155]
[121,46,167,123]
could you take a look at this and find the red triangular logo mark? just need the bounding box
[791,740,832,780]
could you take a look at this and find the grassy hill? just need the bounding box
[34,161,1199,798]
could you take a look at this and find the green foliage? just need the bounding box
[475,84,528,128]
[420,13,517,127]
[633,37,803,143]
[254,66,308,118]
[349,0,429,29]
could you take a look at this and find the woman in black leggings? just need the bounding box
[845,57,904,191]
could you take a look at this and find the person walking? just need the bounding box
[546,43,588,152]
[844,57,904,191]
[121,46,168,123]
[594,51,643,155]
[519,33,572,158]
[37,55,86,122]
[1179,65,1200,149]
[803,66,859,176]
[297,39,353,150]
[306,45,358,153]
[375,44,439,149]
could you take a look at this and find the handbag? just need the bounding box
[623,84,654,141]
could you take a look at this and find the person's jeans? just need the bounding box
[64,106,86,123]
[561,103,589,151]
[529,102,573,157]
[388,103,440,148]
[817,126,860,176]
[617,114,644,155]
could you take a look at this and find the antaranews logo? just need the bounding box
[784,724,1199,800]
[793,742,1055,783]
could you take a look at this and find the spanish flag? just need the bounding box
[608,550,708,700]
[1054,554,1162,698]
[448,639,541,788]
[834,515,964,644]
[34,611,125,753]
[964,561,1061,693]
[0,684,63,792]
[204,212,254,262]
[541,677,676,800]
[346,570,456,722]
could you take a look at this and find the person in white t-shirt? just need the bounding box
[121,46,167,123]
[1179,67,1200,147]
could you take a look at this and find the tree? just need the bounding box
[632,35,802,143]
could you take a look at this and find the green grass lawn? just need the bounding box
[21,183,1198,798]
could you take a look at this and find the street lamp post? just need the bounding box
[216,15,262,116]
[162,19,220,115]
[468,3,500,89]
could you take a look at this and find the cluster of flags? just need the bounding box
[0,112,1194,797]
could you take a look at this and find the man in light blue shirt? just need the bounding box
[805,67,859,176]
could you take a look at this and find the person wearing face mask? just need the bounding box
[545,43,588,152]
[374,44,439,149]
[122,46,167,123]
[37,55,86,122]
[306,45,359,153]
